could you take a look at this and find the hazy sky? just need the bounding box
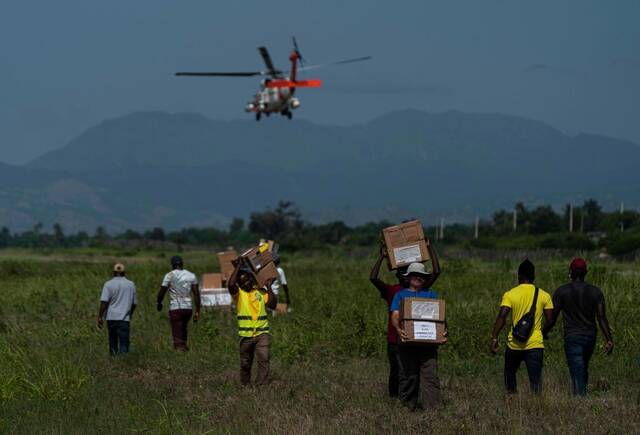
[1,0,639,164]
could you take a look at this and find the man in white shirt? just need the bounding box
[96,263,137,355]
[156,256,201,351]
[270,258,291,313]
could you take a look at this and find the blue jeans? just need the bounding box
[504,348,544,394]
[564,334,596,396]
[107,320,130,355]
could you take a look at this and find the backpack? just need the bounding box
[512,286,539,343]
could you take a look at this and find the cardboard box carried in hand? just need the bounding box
[200,273,232,307]
[400,297,446,345]
[382,220,431,270]
[217,250,238,283]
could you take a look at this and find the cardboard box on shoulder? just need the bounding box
[400,297,446,345]
[217,250,238,283]
[254,261,279,288]
[240,247,275,273]
[382,220,430,270]
[200,273,232,307]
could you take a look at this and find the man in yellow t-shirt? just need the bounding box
[490,259,553,393]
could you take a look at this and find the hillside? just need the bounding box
[2,109,639,231]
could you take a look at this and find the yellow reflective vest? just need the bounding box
[236,286,270,337]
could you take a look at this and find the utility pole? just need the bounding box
[569,204,574,233]
[439,218,444,241]
[474,216,479,240]
[513,208,517,232]
[621,201,625,232]
[580,208,584,233]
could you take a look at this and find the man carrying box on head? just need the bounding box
[490,259,553,394]
[156,255,201,351]
[390,258,445,410]
[228,258,278,386]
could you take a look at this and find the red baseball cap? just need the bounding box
[569,258,587,272]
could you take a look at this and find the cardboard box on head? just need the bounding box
[382,220,431,270]
[217,250,238,283]
[400,297,446,345]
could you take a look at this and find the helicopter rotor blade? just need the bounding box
[175,71,264,77]
[292,36,305,67]
[258,47,280,76]
[295,55,372,73]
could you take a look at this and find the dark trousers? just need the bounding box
[387,343,400,397]
[239,334,271,386]
[504,348,544,394]
[107,320,130,355]
[398,345,440,409]
[564,334,596,396]
[169,309,192,351]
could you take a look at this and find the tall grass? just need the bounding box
[0,248,638,433]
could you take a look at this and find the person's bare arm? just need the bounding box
[391,310,408,341]
[282,283,291,305]
[596,302,614,354]
[191,283,201,321]
[369,251,389,297]
[96,301,108,329]
[227,261,242,296]
[265,279,278,310]
[157,286,168,311]
[490,307,511,354]
[424,240,441,288]
[542,307,559,338]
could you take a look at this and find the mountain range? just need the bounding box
[2,109,639,232]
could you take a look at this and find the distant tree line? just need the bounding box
[2,199,640,256]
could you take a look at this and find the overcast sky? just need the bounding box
[1,0,639,164]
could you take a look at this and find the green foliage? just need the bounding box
[0,249,639,433]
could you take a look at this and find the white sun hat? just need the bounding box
[402,262,430,277]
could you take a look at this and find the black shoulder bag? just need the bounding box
[512,286,539,343]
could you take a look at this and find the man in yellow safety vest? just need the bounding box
[228,259,277,386]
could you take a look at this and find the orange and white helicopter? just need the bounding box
[176,38,371,121]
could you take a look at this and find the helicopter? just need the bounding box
[175,38,371,121]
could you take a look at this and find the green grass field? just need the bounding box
[1,248,639,434]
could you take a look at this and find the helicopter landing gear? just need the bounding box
[282,110,292,120]
[256,112,261,121]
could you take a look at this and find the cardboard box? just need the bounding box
[217,250,238,282]
[200,273,232,307]
[240,246,277,273]
[401,320,447,344]
[201,290,232,307]
[400,298,445,322]
[259,239,279,253]
[254,261,279,288]
[382,220,430,270]
[400,297,446,345]
[201,273,223,290]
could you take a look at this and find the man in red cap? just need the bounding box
[543,258,614,396]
